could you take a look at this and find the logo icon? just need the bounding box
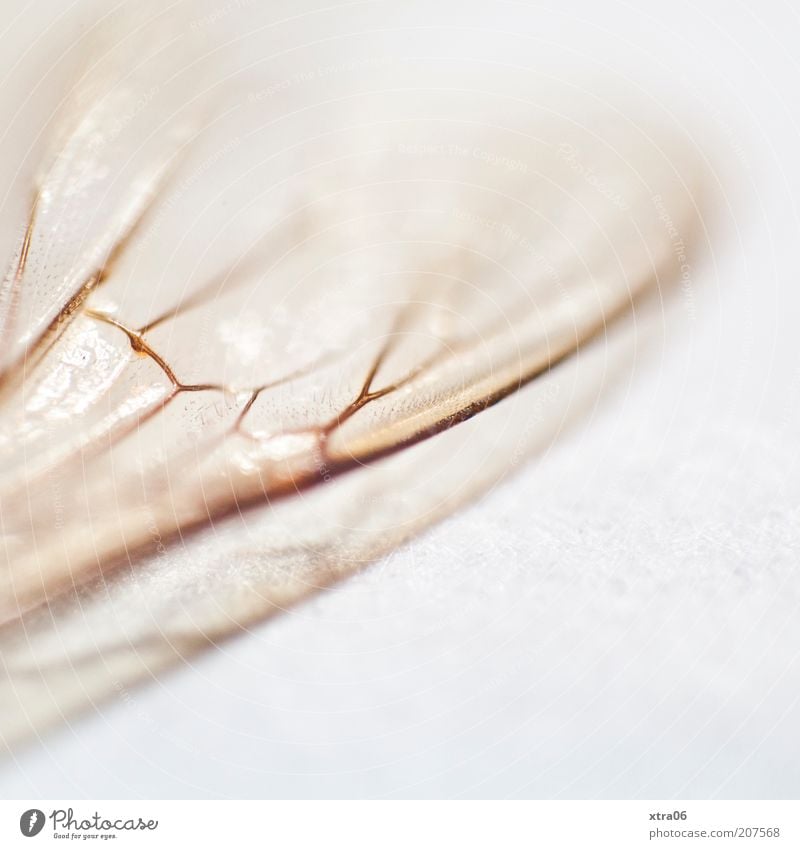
[19,809,45,837]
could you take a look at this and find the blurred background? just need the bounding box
[0,0,798,799]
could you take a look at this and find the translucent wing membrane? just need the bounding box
[0,2,710,742]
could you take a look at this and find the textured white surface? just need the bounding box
[2,0,800,798]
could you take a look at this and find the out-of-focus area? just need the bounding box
[0,0,798,799]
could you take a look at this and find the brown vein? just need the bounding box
[0,193,39,352]
[0,177,169,399]
[84,309,225,394]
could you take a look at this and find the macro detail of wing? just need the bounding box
[0,2,710,741]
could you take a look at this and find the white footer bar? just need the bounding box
[2,800,798,847]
